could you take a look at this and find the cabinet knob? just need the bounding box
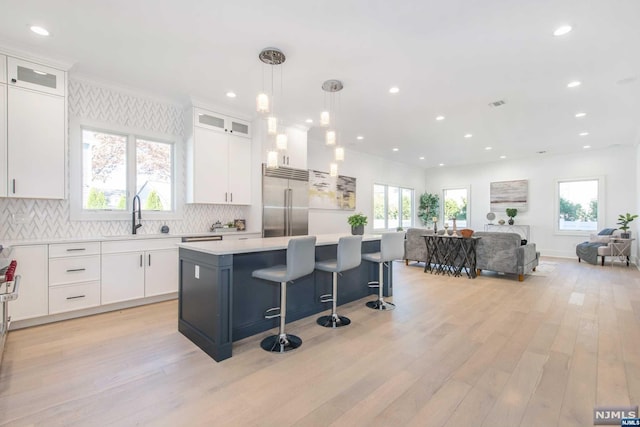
[11,78,17,83]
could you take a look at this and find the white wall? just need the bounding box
[425,145,637,258]
[307,128,427,235]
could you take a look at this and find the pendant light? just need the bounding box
[330,163,339,177]
[335,147,345,162]
[321,79,343,146]
[258,48,286,168]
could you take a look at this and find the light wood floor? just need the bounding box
[1,257,640,426]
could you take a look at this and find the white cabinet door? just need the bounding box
[228,117,251,138]
[144,248,178,297]
[7,86,65,199]
[101,252,145,304]
[7,57,65,96]
[190,126,228,204]
[8,245,48,321]
[0,54,6,84]
[284,127,308,169]
[194,108,227,134]
[0,83,6,197]
[227,135,251,205]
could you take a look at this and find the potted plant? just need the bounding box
[347,212,368,235]
[418,193,439,226]
[506,208,518,225]
[617,213,638,239]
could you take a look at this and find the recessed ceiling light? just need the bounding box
[553,25,572,36]
[30,25,50,36]
[575,112,587,118]
[419,156,425,160]
[567,81,581,88]
[305,118,313,124]
[579,132,589,136]
[438,163,444,167]
[464,133,473,138]
[356,136,364,140]
[436,115,445,121]
[226,91,236,98]
[500,155,507,159]
[583,145,591,149]
[392,148,399,152]
[389,87,399,94]
[485,146,492,150]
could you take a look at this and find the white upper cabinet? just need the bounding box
[194,108,251,138]
[0,54,6,83]
[0,56,6,198]
[257,121,308,169]
[2,54,66,199]
[186,107,252,205]
[7,57,65,96]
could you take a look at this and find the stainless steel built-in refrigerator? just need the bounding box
[262,165,309,237]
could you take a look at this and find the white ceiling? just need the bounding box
[1,0,639,169]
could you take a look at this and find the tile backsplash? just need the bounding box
[0,78,250,241]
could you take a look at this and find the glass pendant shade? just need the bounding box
[326,130,336,146]
[256,93,269,113]
[267,150,278,168]
[335,146,345,162]
[320,111,330,127]
[276,133,288,150]
[329,163,338,177]
[267,116,277,135]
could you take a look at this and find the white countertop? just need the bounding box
[0,230,261,247]
[178,233,382,256]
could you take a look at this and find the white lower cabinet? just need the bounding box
[101,238,179,304]
[8,245,48,321]
[48,241,101,314]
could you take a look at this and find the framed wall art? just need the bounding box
[490,179,528,211]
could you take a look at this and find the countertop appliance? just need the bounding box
[262,165,309,237]
[1,260,20,366]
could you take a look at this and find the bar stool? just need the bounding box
[252,236,316,353]
[316,235,362,328]
[362,231,405,310]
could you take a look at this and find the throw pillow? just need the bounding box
[598,228,617,235]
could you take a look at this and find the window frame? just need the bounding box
[70,118,182,221]
[372,183,415,231]
[554,176,604,236]
[442,185,470,228]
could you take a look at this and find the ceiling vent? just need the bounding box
[488,99,506,108]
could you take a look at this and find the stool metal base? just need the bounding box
[317,314,351,328]
[260,334,302,353]
[366,299,396,311]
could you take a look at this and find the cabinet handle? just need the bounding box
[66,295,86,300]
[148,254,151,266]
[12,179,16,194]
[140,254,143,267]
[225,192,228,202]
[282,155,286,164]
[66,248,86,252]
[11,78,16,83]
[66,268,86,273]
[230,193,233,202]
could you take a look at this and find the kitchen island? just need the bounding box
[177,234,392,362]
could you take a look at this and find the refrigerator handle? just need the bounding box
[284,189,289,236]
[288,188,293,235]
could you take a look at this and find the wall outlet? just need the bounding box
[12,213,30,224]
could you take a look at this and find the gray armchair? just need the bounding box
[474,232,539,281]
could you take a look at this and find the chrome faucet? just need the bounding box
[132,195,142,234]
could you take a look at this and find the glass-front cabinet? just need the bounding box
[194,107,251,138]
[7,57,65,97]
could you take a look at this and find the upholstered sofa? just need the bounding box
[474,231,539,281]
[404,228,443,265]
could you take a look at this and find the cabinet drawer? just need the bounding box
[101,238,180,254]
[49,255,100,286]
[50,242,101,258]
[49,282,100,314]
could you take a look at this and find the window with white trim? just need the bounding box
[71,121,179,220]
[556,177,602,233]
[443,187,469,228]
[373,184,414,230]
